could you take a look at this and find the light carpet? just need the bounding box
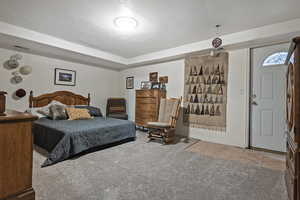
[33,131,287,200]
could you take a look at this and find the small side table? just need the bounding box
[0,110,38,200]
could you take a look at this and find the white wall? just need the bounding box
[0,48,121,113]
[120,49,250,148]
[0,46,250,147]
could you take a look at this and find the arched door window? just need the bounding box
[262,52,288,66]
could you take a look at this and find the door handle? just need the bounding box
[251,94,258,105]
[251,101,258,106]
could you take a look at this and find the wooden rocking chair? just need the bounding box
[147,97,182,144]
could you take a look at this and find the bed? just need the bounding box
[30,91,136,167]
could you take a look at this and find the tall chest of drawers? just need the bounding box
[0,110,37,200]
[135,89,166,128]
[286,37,300,200]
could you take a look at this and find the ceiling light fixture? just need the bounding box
[114,16,138,31]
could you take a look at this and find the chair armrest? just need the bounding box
[147,122,172,128]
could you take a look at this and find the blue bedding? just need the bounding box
[33,117,136,167]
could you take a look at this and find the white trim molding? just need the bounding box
[0,18,300,70]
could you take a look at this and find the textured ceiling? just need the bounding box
[0,0,300,58]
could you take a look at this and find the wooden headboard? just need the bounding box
[29,91,90,108]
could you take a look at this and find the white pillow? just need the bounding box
[26,108,46,119]
[37,100,67,117]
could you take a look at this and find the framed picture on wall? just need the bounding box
[149,72,158,82]
[126,76,134,89]
[159,76,168,83]
[54,68,76,86]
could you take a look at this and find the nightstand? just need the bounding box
[0,110,38,200]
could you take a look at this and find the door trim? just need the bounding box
[245,48,251,149]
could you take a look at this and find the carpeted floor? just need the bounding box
[33,131,288,200]
[186,140,286,171]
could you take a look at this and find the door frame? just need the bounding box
[247,42,289,152]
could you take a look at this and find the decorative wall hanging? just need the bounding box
[159,76,168,90]
[3,54,32,86]
[54,68,76,86]
[149,72,158,82]
[11,71,23,84]
[183,52,228,131]
[210,24,224,57]
[126,76,134,89]
[212,25,222,49]
[3,54,23,70]
[159,76,168,84]
[19,65,32,75]
[15,89,27,98]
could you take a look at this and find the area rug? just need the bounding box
[33,132,287,200]
[183,52,228,131]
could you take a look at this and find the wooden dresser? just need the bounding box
[135,89,166,127]
[286,37,300,200]
[0,110,38,200]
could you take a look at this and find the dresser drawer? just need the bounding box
[136,104,157,112]
[135,111,156,119]
[136,98,157,104]
[285,167,297,200]
[136,90,156,98]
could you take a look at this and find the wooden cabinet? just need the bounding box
[286,37,300,200]
[135,89,166,127]
[0,110,38,200]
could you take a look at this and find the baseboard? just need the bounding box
[250,146,286,155]
[4,188,35,200]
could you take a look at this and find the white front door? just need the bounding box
[251,43,288,152]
